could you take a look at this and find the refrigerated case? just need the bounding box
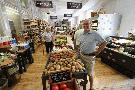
[100,36,135,78]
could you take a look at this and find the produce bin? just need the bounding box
[50,78,80,90]
[42,49,88,90]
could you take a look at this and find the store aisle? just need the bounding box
[11,45,47,90]
[10,45,135,90]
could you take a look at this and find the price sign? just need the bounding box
[36,1,53,8]
[67,2,82,9]
[50,16,57,19]
[64,14,72,17]
[50,71,71,83]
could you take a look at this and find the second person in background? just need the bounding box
[43,27,54,54]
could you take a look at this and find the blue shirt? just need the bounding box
[79,30,104,54]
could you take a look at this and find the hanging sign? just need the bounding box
[50,16,57,19]
[67,2,82,9]
[63,19,68,21]
[62,19,68,24]
[36,1,53,8]
[64,14,72,17]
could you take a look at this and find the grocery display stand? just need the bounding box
[0,43,34,87]
[16,46,34,74]
[42,35,88,90]
[42,55,88,90]
[0,53,21,87]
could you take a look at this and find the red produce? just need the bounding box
[52,84,59,90]
[64,87,71,90]
[60,82,67,89]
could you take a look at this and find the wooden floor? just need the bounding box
[11,45,46,90]
[11,45,135,90]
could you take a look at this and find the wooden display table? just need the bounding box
[42,59,88,90]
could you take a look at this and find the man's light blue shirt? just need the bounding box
[79,30,105,54]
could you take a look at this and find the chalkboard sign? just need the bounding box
[36,1,53,8]
[50,16,57,19]
[67,2,82,9]
[50,71,71,83]
[64,14,72,17]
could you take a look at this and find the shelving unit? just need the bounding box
[22,19,48,49]
[39,20,48,30]
[23,19,31,31]
[91,12,99,31]
[30,19,39,30]
[91,19,98,30]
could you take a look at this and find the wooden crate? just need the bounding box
[50,78,80,90]
[49,70,80,90]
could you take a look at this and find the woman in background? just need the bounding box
[43,27,54,54]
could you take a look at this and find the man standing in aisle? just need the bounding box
[79,19,107,90]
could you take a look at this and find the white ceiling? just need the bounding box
[37,0,89,20]
[36,0,109,21]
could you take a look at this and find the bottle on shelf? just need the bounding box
[10,38,17,46]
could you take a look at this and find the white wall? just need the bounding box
[103,0,135,37]
[78,11,86,23]
[0,4,11,36]
[69,17,76,29]
[98,14,122,38]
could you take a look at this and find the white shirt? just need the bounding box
[74,29,84,45]
[43,32,53,42]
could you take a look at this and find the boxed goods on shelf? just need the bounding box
[0,36,17,48]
